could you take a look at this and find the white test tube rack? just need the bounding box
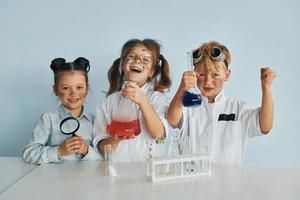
[147,154,211,182]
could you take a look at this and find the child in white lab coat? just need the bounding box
[93,39,172,161]
[167,41,276,164]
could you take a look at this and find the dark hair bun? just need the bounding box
[74,57,90,72]
[50,58,66,72]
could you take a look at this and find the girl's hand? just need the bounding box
[105,137,122,150]
[261,67,276,90]
[98,137,122,156]
[76,137,89,156]
[179,71,198,93]
[122,81,147,105]
[58,136,88,156]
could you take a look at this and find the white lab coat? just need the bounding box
[93,82,171,161]
[179,90,263,165]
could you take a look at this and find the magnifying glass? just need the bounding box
[60,116,80,136]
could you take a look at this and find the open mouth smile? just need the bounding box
[129,66,142,73]
[68,98,80,103]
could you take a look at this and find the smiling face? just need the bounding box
[121,45,155,86]
[195,61,230,103]
[53,71,88,117]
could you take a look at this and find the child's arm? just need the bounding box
[139,98,164,139]
[167,71,197,127]
[22,113,63,164]
[93,102,121,157]
[167,88,184,126]
[259,67,276,134]
[122,82,164,139]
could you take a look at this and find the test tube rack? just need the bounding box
[147,154,211,182]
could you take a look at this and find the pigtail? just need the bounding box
[74,57,90,72]
[50,58,66,72]
[107,58,123,96]
[153,54,172,92]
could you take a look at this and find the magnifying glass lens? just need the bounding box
[60,117,80,136]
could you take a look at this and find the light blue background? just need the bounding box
[1,0,299,166]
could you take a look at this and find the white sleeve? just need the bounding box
[81,115,102,160]
[151,92,172,138]
[92,102,110,154]
[241,106,263,138]
[22,113,63,164]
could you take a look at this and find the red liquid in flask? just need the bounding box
[106,119,141,139]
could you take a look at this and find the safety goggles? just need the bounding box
[192,47,228,68]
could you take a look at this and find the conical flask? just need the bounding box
[182,51,202,107]
[106,83,141,139]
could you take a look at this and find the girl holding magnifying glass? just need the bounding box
[23,57,100,164]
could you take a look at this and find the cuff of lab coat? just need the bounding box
[93,135,109,155]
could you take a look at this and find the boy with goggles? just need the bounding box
[167,41,276,165]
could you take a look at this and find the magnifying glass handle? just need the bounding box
[72,133,76,137]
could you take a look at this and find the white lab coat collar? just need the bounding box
[140,81,153,93]
[201,90,226,105]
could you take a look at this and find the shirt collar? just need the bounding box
[58,104,91,121]
[201,90,226,105]
[214,90,226,103]
[138,81,154,94]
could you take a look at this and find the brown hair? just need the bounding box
[106,39,172,96]
[50,57,90,85]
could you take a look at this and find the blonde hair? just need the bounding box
[194,41,231,72]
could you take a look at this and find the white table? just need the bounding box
[0,157,36,193]
[0,160,299,200]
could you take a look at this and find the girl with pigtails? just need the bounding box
[23,57,100,164]
[93,39,172,161]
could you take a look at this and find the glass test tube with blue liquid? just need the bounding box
[182,51,202,107]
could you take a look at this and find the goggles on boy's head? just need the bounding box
[192,47,228,68]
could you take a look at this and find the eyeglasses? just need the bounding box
[192,47,228,67]
[124,53,152,65]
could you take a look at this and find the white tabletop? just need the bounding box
[0,160,299,200]
[0,157,36,193]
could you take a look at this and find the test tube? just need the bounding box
[104,144,117,177]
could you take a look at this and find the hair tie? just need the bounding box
[159,54,164,61]
[85,64,90,73]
